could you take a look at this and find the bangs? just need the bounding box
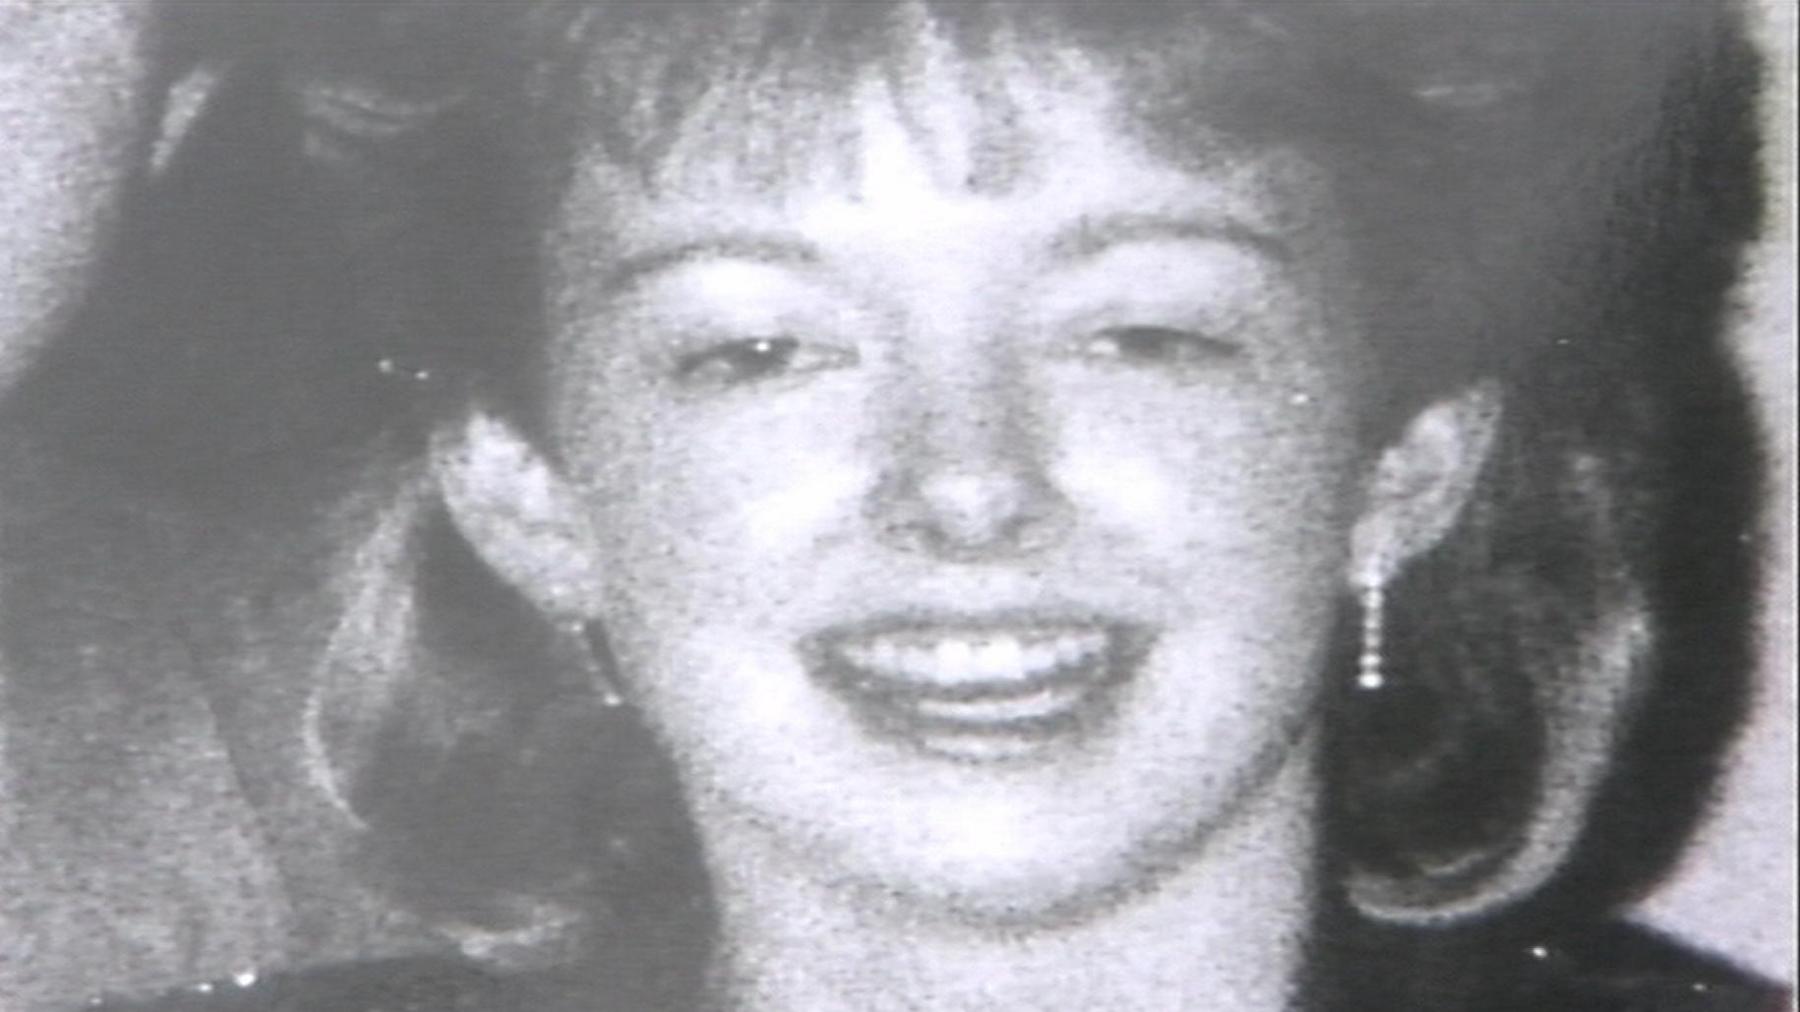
[516,0,1720,193]
[531,0,1333,203]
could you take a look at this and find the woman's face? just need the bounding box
[542,58,1376,922]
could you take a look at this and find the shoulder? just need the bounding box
[1338,917,1787,1012]
[82,957,602,1012]
[84,921,1790,1012]
[1481,921,1788,1012]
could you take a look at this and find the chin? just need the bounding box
[829,805,1189,932]
[876,856,1167,932]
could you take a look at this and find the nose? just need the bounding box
[866,391,1074,563]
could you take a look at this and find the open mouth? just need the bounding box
[806,617,1150,763]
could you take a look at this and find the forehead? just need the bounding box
[551,22,1325,255]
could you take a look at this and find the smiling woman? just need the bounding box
[510,61,1386,953]
[87,1,1785,1010]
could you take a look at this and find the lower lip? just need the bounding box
[810,645,1136,764]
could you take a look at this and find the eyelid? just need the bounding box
[1069,324,1244,371]
[671,334,859,389]
[1091,324,1240,351]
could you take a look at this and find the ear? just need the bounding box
[1349,382,1504,587]
[433,411,608,620]
[1342,386,1654,924]
[1344,449,1653,924]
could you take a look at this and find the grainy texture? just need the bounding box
[1634,0,1797,983]
[0,2,1791,1009]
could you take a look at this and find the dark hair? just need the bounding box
[269,0,1767,978]
[3,3,445,489]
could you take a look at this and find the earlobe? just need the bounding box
[433,412,608,620]
[1350,382,1504,586]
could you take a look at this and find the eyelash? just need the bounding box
[672,335,857,388]
[1081,326,1241,368]
[666,324,1234,390]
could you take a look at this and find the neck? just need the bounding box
[698,738,1322,1012]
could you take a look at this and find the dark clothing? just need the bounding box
[87,921,1788,1012]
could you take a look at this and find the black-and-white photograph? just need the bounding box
[2,2,1794,1009]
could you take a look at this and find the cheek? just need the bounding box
[1055,377,1365,562]
[1057,388,1362,687]
[561,384,875,763]
[566,373,871,614]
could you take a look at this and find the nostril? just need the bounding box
[870,466,1073,559]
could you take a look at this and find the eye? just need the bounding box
[672,335,856,389]
[1081,326,1240,369]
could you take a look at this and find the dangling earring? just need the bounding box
[1356,575,1386,691]
[566,619,627,708]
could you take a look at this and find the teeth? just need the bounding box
[935,640,975,681]
[834,629,1112,686]
[912,683,1086,722]
[871,639,900,671]
[973,638,1022,679]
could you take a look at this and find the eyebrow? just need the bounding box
[1047,212,1291,265]
[597,211,1288,293]
[600,234,820,294]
